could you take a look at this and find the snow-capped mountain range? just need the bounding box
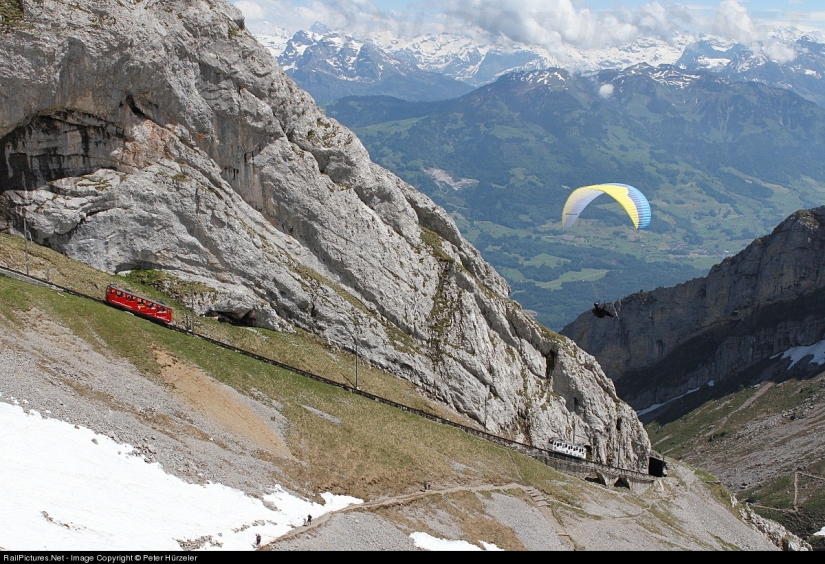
[676,31,825,107]
[255,24,825,106]
[257,24,474,102]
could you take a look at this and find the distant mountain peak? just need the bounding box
[309,21,329,34]
[512,69,571,88]
[594,62,715,94]
[616,63,708,89]
[275,28,474,102]
[255,25,825,108]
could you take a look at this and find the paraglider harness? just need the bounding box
[592,302,615,319]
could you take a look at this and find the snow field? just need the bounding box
[0,401,361,551]
[409,531,501,551]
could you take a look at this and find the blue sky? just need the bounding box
[385,0,825,20]
[234,0,825,46]
[379,0,820,9]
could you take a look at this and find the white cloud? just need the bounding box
[439,0,651,50]
[233,0,404,36]
[763,41,796,64]
[235,1,266,21]
[712,0,758,44]
[236,1,824,53]
[782,11,825,34]
[705,1,799,64]
[599,83,614,99]
[430,0,717,55]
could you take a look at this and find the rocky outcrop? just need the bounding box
[736,499,812,551]
[0,0,649,470]
[561,207,825,412]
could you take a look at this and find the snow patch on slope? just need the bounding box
[772,340,825,369]
[636,387,701,417]
[410,531,501,550]
[0,401,361,550]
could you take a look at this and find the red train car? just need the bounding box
[105,285,173,324]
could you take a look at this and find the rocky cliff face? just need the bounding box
[562,207,825,412]
[0,0,649,470]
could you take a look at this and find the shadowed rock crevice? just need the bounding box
[1,110,128,191]
[620,285,825,409]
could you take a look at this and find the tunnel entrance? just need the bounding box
[584,472,607,486]
[614,477,631,489]
[648,456,668,477]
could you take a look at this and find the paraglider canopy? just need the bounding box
[562,183,651,230]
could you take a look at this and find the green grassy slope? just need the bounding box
[645,372,825,548]
[0,233,577,500]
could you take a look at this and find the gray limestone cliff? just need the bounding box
[0,0,649,470]
[562,207,825,413]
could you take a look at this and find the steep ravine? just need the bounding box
[562,207,825,412]
[0,0,648,469]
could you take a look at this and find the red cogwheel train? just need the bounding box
[105,285,174,324]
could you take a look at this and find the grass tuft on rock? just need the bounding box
[0,0,23,28]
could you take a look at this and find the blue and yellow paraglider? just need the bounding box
[562,183,651,230]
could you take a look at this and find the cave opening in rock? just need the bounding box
[1,110,127,192]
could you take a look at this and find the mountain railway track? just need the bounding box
[0,264,656,487]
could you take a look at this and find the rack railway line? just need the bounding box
[0,264,656,489]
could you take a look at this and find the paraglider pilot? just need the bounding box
[592,302,614,319]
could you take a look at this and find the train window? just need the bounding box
[116,291,123,296]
